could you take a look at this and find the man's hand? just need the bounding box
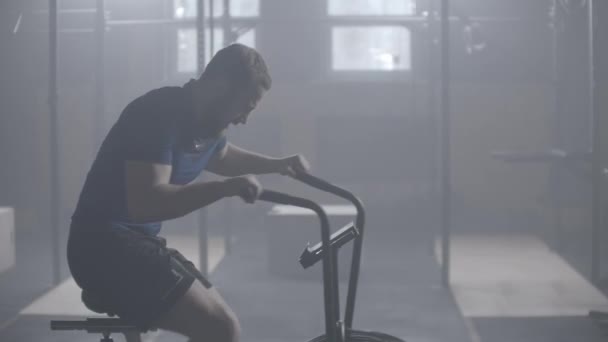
[223,175,263,203]
[278,154,311,177]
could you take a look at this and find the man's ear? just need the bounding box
[207,76,232,98]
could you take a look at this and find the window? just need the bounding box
[173,0,258,74]
[174,0,197,19]
[177,27,256,73]
[174,0,259,18]
[177,28,198,73]
[333,26,411,71]
[329,0,415,16]
[328,0,416,72]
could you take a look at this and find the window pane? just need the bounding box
[205,28,256,62]
[177,28,198,72]
[177,28,256,73]
[174,0,259,18]
[332,26,411,71]
[235,28,256,48]
[204,29,225,65]
[231,0,259,17]
[174,0,197,19]
[329,0,416,16]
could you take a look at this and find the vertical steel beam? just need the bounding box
[49,0,61,286]
[197,0,209,276]
[439,0,452,287]
[95,0,105,149]
[223,0,232,44]
[589,0,601,282]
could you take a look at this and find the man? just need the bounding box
[67,44,309,342]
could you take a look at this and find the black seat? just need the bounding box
[50,317,149,342]
[51,317,143,333]
[50,291,152,342]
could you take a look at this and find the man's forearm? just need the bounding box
[217,144,282,176]
[131,180,229,223]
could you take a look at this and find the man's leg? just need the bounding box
[154,280,241,342]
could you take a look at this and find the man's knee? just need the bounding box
[155,281,240,342]
[194,309,240,342]
[218,310,241,342]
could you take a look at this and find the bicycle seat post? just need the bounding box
[124,331,143,342]
[101,331,113,342]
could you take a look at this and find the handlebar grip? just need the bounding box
[258,190,296,205]
[293,171,333,190]
[239,185,257,201]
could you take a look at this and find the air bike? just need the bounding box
[259,172,405,342]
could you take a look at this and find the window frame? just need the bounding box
[324,0,418,82]
[169,0,259,78]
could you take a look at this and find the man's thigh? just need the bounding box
[154,280,239,338]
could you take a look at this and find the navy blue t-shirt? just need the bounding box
[72,82,226,235]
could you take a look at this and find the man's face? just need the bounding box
[223,86,264,126]
[198,82,264,135]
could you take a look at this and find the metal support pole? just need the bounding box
[95,0,105,149]
[223,0,232,45]
[197,0,207,73]
[222,0,232,253]
[209,0,215,56]
[439,0,452,288]
[331,248,341,334]
[589,0,601,283]
[198,210,209,276]
[551,0,565,253]
[224,200,233,254]
[197,0,208,276]
[49,0,61,286]
[426,0,440,279]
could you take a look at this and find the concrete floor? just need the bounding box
[1,212,607,342]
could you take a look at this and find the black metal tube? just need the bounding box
[589,0,601,283]
[101,16,514,29]
[258,190,337,342]
[197,0,208,276]
[197,0,206,71]
[223,0,232,44]
[198,209,208,276]
[550,0,564,253]
[331,247,341,341]
[95,0,105,149]
[209,0,215,56]
[105,17,256,27]
[224,200,232,254]
[49,0,61,286]
[439,0,452,288]
[108,18,197,26]
[292,173,364,330]
[551,0,560,145]
[427,0,441,290]
[35,8,99,14]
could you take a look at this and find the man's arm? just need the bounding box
[125,160,257,223]
[206,142,285,177]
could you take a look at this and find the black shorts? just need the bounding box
[67,221,213,330]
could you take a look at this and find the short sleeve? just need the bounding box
[123,117,177,165]
[215,135,228,153]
